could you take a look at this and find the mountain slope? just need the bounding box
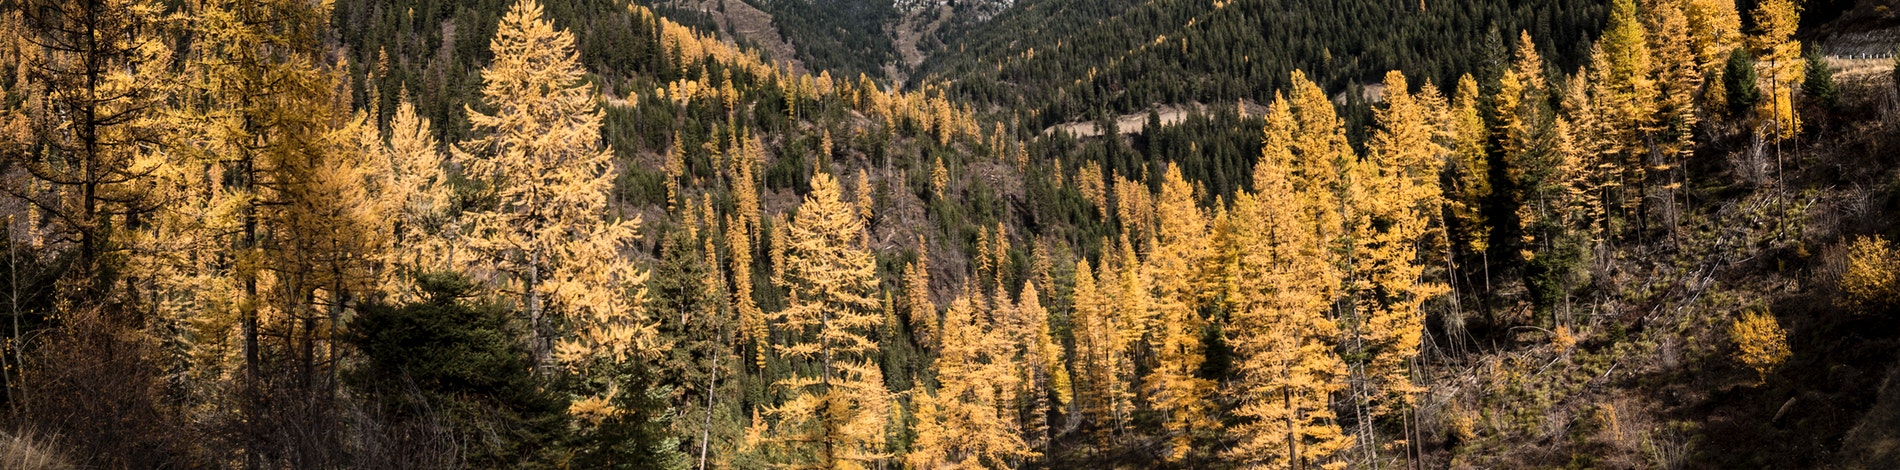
[917,0,1608,127]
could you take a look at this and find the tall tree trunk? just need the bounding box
[529,249,545,372]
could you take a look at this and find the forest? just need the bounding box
[3,0,1900,468]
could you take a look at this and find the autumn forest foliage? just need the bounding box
[3,0,1900,468]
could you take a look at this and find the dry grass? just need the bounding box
[0,430,73,470]
[1824,56,1895,84]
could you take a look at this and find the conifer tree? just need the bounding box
[731,214,767,369]
[1226,130,1352,470]
[1729,309,1790,384]
[1725,47,1762,118]
[378,95,459,302]
[909,292,1034,469]
[1596,1,1660,230]
[652,228,737,467]
[1144,166,1216,462]
[1495,32,1573,262]
[9,0,174,299]
[1751,0,1804,139]
[1352,71,1450,420]
[456,0,653,375]
[1803,52,1838,110]
[1840,235,1899,310]
[1112,233,1150,367]
[1016,283,1070,455]
[142,0,361,460]
[1069,258,1131,436]
[763,172,891,469]
[1284,71,1352,244]
[1649,0,1703,230]
[1686,0,1746,73]
[1446,75,1493,259]
[903,237,938,348]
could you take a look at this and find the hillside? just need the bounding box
[3,0,1900,468]
[914,0,1610,129]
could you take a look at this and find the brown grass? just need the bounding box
[0,430,73,470]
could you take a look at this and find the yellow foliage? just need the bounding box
[904,237,938,347]
[1729,310,1790,384]
[376,96,461,302]
[762,172,891,469]
[909,292,1034,469]
[1447,74,1493,254]
[1551,326,1577,354]
[1070,259,1133,436]
[456,3,655,430]
[1686,0,1745,72]
[1841,235,1899,310]
[1225,144,1352,468]
[1751,0,1804,138]
[1144,167,1217,462]
[1352,71,1450,417]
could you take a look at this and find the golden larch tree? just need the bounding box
[1729,309,1791,385]
[377,94,460,302]
[1016,283,1071,454]
[904,236,939,348]
[1225,134,1352,470]
[1648,0,1702,231]
[455,0,653,380]
[1686,0,1745,72]
[1069,258,1132,436]
[1446,74,1493,259]
[1840,235,1899,310]
[1264,71,1355,266]
[1750,0,1804,139]
[1144,166,1217,462]
[908,291,1034,469]
[1351,71,1451,421]
[154,0,343,390]
[8,0,174,299]
[763,172,892,469]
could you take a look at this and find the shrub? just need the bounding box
[1840,235,1899,310]
[1728,310,1790,385]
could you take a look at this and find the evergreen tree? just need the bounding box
[1725,48,1762,118]
[346,273,567,467]
[652,228,738,468]
[1016,283,1071,454]
[1803,52,1838,110]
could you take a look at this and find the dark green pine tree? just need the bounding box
[1803,51,1838,110]
[650,227,742,468]
[346,273,566,467]
[1725,48,1762,118]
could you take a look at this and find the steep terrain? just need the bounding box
[6,0,1900,468]
[915,0,1609,128]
